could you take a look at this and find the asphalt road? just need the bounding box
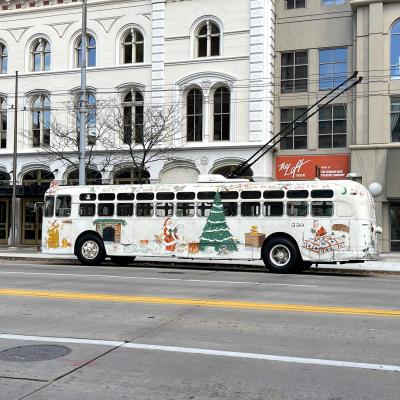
[0,261,399,400]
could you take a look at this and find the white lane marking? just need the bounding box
[1,334,398,372]
[0,271,317,288]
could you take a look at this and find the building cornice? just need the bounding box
[350,0,400,8]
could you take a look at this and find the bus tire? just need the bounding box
[262,237,302,274]
[110,256,136,266]
[76,234,106,266]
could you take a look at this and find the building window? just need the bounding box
[0,43,7,74]
[318,105,346,148]
[391,21,400,78]
[22,170,54,186]
[66,169,102,185]
[285,0,305,9]
[322,0,345,5]
[0,98,6,149]
[319,48,347,90]
[113,168,150,184]
[31,38,51,71]
[31,95,51,147]
[196,20,220,57]
[76,34,96,67]
[391,98,400,142]
[187,88,203,142]
[390,202,400,251]
[122,29,144,64]
[76,93,96,145]
[213,87,230,141]
[281,51,308,93]
[280,108,307,149]
[122,91,144,144]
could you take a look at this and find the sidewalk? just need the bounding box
[0,246,399,274]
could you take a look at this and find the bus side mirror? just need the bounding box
[34,202,44,213]
[375,226,382,235]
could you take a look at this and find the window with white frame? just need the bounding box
[318,104,346,148]
[187,88,203,142]
[281,51,308,93]
[285,0,305,9]
[75,34,96,67]
[31,38,51,71]
[31,95,51,147]
[319,47,347,90]
[122,90,144,144]
[0,98,6,149]
[322,0,345,5]
[391,98,400,142]
[122,29,144,64]
[196,20,221,58]
[213,87,230,141]
[76,93,96,145]
[0,43,7,74]
[280,107,307,150]
[391,21,400,78]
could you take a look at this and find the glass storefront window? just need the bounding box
[390,203,400,251]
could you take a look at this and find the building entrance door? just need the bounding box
[22,199,42,245]
[390,202,400,251]
[0,200,9,245]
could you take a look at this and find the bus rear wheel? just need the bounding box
[262,237,302,274]
[76,235,106,266]
[110,256,136,266]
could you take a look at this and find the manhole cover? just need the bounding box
[0,345,72,362]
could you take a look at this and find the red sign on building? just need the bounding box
[275,154,350,181]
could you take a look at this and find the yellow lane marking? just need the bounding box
[1,288,399,317]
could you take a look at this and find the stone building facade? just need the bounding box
[0,0,274,245]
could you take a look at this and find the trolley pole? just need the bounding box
[10,71,18,248]
[79,0,87,186]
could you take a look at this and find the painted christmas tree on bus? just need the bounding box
[199,192,238,254]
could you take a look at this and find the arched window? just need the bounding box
[196,20,220,57]
[213,87,230,141]
[76,34,96,67]
[113,167,150,184]
[187,88,203,142]
[122,91,144,144]
[0,98,6,149]
[122,29,144,64]
[31,38,51,71]
[32,95,51,147]
[76,93,96,145]
[0,43,7,74]
[66,169,102,185]
[22,169,54,186]
[0,171,10,185]
[213,165,253,180]
[391,20,400,78]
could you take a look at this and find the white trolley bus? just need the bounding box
[41,175,380,273]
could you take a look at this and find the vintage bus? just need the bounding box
[41,175,381,273]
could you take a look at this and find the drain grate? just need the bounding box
[0,345,72,362]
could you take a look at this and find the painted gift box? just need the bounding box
[245,233,266,248]
[303,235,345,254]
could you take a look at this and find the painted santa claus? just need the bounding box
[162,218,179,253]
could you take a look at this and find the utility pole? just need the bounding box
[79,0,87,186]
[10,71,18,248]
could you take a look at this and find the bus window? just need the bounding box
[221,191,239,200]
[80,193,96,201]
[176,203,195,217]
[311,189,333,199]
[137,203,154,217]
[44,196,54,217]
[241,191,261,199]
[198,192,215,200]
[336,202,354,217]
[117,193,134,201]
[241,202,261,216]
[99,193,115,201]
[117,203,134,217]
[98,203,114,217]
[137,193,154,201]
[156,203,174,217]
[222,202,238,217]
[197,202,212,217]
[55,196,71,217]
[264,190,284,199]
[287,201,308,217]
[177,192,195,200]
[156,192,174,200]
[80,203,95,217]
[287,190,309,199]
[263,202,284,217]
[311,201,333,217]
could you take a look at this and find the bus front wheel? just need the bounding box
[262,237,302,274]
[76,235,106,266]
